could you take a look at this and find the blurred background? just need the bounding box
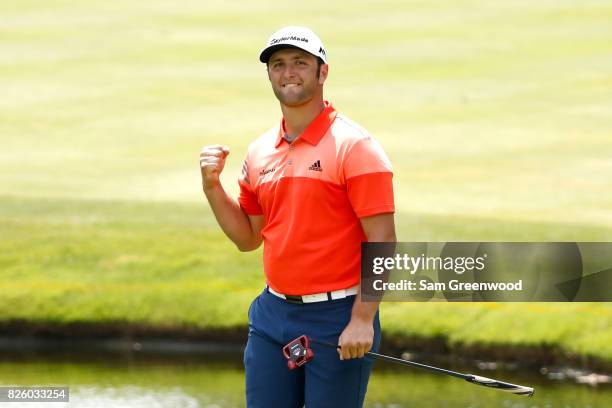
[1,0,611,406]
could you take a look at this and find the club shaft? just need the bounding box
[309,338,533,396]
[365,350,468,379]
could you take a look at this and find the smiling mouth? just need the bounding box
[282,83,302,88]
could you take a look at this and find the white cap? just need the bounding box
[259,26,327,64]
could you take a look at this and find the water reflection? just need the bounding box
[0,352,609,408]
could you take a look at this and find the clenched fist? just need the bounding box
[200,145,230,190]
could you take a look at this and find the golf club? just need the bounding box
[282,335,534,397]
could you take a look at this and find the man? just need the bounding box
[200,26,395,408]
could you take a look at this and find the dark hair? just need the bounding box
[315,57,324,78]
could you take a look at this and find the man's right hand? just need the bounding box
[200,145,230,190]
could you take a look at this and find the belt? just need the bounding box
[267,285,359,304]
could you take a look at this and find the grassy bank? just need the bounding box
[2,196,612,363]
[1,1,612,365]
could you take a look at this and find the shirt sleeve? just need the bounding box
[237,156,263,215]
[343,136,395,218]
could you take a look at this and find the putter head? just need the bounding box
[282,335,314,370]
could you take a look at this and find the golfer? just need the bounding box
[200,26,396,408]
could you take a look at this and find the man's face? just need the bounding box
[267,48,328,107]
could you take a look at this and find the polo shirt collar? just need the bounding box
[275,101,337,148]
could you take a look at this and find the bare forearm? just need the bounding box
[204,184,261,251]
[351,288,380,322]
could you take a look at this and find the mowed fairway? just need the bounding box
[1,1,612,361]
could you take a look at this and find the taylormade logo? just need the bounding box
[271,36,309,45]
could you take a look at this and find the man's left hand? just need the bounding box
[337,317,374,360]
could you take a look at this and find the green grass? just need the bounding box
[1,0,612,362]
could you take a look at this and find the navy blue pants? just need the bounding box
[244,288,381,408]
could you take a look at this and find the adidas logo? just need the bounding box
[308,160,322,172]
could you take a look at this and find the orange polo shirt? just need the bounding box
[238,102,394,295]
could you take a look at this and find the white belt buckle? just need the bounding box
[302,293,328,303]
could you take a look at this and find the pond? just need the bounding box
[0,349,610,407]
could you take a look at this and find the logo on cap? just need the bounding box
[271,36,309,45]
